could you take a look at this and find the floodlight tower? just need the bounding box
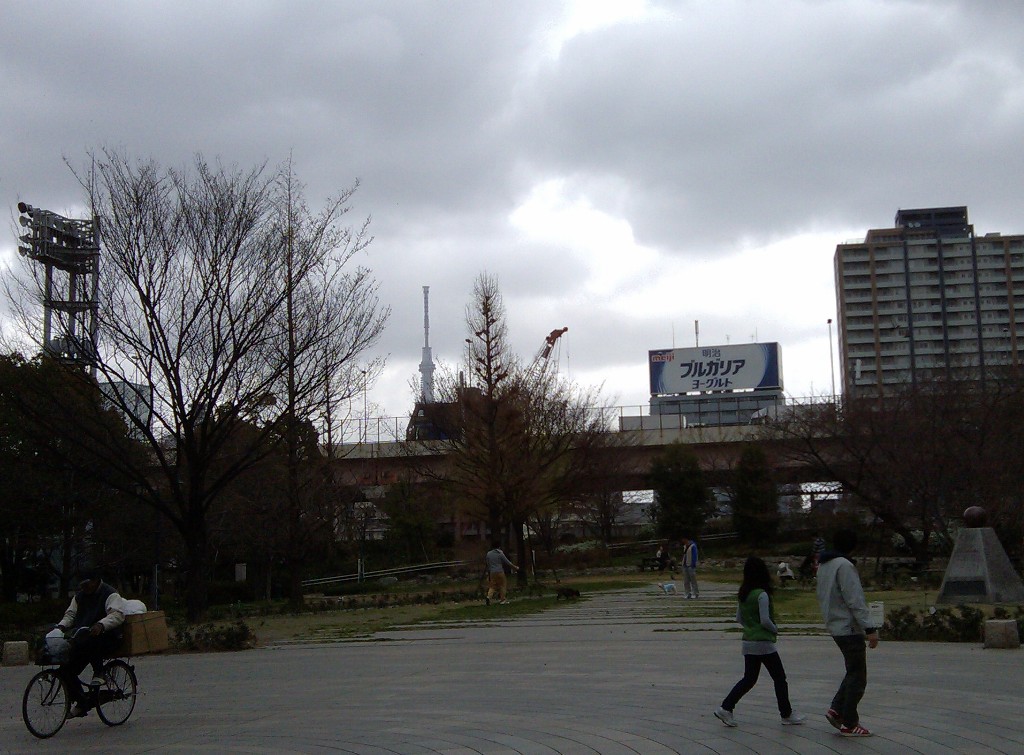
[16,202,100,376]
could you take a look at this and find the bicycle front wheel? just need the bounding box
[96,659,137,726]
[22,669,69,739]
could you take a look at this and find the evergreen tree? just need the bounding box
[649,442,712,539]
[731,445,780,544]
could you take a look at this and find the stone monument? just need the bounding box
[936,506,1024,604]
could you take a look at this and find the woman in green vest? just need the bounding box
[714,557,806,727]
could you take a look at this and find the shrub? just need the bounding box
[992,605,1024,640]
[884,605,923,641]
[206,580,254,605]
[883,604,985,642]
[554,540,602,554]
[891,530,952,555]
[172,620,256,651]
[0,600,62,647]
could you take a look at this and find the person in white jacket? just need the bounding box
[53,569,126,718]
[816,529,879,737]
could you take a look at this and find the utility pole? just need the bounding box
[827,318,837,399]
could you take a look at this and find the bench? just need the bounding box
[639,557,676,572]
[873,557,919,575]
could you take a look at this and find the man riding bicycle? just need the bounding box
[53,568,125,718]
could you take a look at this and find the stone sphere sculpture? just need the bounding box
[962,506,987,528]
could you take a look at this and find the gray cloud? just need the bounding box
[3,0,1023,418]
[514,1,1024,252]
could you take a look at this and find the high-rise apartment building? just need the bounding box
[834,207,1023,398]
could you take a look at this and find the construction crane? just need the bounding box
[530,327,568,375]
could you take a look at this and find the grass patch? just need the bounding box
[769,585,955,624]
[251,604,447,643]
[249,591,578,643]
[8,563,1012,650]
[429,593,584,623]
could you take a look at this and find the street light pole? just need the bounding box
[361,370,368,444]
[827,318,836,400]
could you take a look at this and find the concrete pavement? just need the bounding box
[2,581,1022,753]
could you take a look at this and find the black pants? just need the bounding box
[58,631,121,705]
[721,651,793,717]
[831,634,867,727]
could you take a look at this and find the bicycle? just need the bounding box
[22,627,138,739]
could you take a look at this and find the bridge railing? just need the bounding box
[608,533,738,553]
[341,396,831,445]
[304,534,742,587]
[302,559,474,588]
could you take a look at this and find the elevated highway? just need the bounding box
[330,418,833,493]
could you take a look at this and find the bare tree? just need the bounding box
[271,161,389,609]
[764,377,1024,563]
[425,273,618,582]
[569,490,628,544]
[500,366,614,579]
[3,151,388,619]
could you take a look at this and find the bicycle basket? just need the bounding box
[41,635,70,664]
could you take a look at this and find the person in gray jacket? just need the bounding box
[484,541,518,605]
[816,529,879,737]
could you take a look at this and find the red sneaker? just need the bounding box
[839,724,872,737]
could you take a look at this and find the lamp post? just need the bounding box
[361,369,368,444]
[827,318,836,400]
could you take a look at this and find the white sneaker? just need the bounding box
[714,707,737,727]
[782,712,807,725]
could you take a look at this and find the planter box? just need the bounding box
[115,611,169,656]
[984,619,1020,649]
[2,641,30,666]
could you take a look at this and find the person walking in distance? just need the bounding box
[816,529,880,737]
[484,541,518,605]
[714,557,806,728]
[812,532,826,572]
[680,535,699,599]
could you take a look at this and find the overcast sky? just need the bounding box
[3,0,1024,424]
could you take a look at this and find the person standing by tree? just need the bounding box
[714,557,806,728]
[484,540,518,605]
[656,542,674,574]
[817,528,880,737]
[680,535,699,599]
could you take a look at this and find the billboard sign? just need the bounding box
[649,342,783,394]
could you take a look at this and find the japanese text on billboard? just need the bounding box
[648,343,782,394]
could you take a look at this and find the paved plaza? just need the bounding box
[1,582,1022,753]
